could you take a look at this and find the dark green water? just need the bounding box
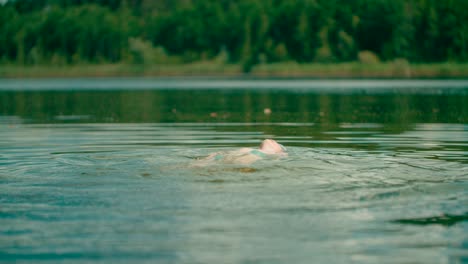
[0,79,467,263]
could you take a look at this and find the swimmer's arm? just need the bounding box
[237,148,253,154]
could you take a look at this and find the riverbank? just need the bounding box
[1,62,468,79]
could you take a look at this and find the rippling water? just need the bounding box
[1,79,467,263]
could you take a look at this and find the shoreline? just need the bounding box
[1,62,468,79]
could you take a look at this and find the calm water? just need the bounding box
[0,79,467,263]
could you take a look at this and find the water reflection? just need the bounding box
[0,80,467,263]
[1,87,467,124]
[393,213,468,227]
[1,122,467,263]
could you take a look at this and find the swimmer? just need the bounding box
[194,139,287,166]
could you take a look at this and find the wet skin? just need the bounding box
[195,139,287,166]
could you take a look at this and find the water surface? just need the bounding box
[1,79,467,263]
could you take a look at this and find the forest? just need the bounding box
[1,0,467,72]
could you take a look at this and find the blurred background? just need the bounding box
[1,0,468,77]
[1,2,468,263]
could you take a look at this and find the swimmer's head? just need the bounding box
[259,139,286,154]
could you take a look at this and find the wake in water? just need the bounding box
[160,143,468,189]
[2,122,467,264]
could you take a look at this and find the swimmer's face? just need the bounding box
[260,139,286,154]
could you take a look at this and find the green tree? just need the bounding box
[2,0,468,65]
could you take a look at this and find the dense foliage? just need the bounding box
[1,0,467,70]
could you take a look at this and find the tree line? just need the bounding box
[1,0,467,71]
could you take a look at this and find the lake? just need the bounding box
[0,78,467,263]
